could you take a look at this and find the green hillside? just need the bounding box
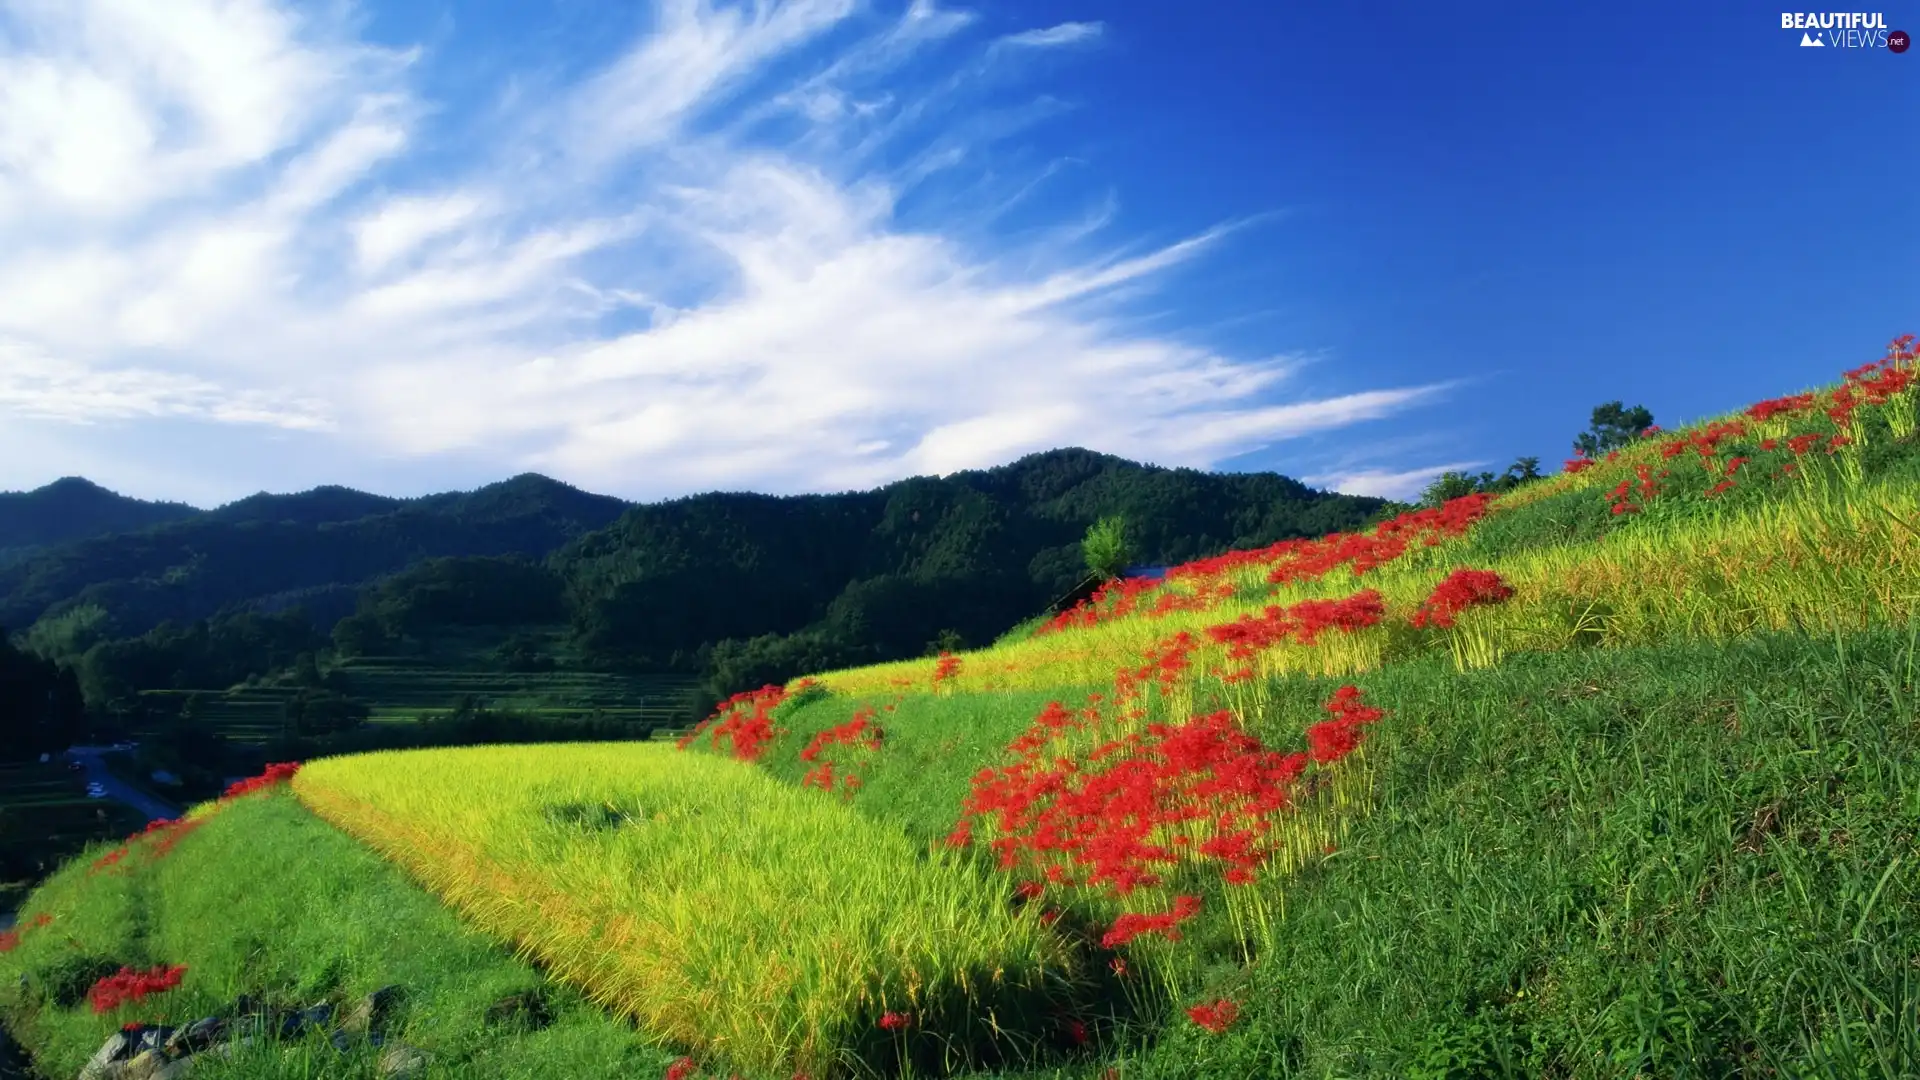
[3,333,1918,1079]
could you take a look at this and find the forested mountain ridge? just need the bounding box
[552,448,1389,668]
[0,477,200,558]
[0,474,631,638]
[1,450,1394,709]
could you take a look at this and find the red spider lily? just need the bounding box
[954,686,1384,901]
[86,965,187,1014]
[1564,456,1597,475]
[222,762,302,799]
[1015,880,1046,901]
[1203,590,1384,662]
[1060,1017,1090,1046]
[664,1057,698,1080]
[1747,392,1818,424]
[797,709,885,796]
[1410,569,1515,630]
[0,912,53,954]
[1186,998,1240,1034]
[878,1011,913,1032]
[931,652,963,690]
[677,685,790,762]
[1100,895,1203,948]
[1040,495,1491,635]
[1110,957,1128,976]
[90,816,208,875]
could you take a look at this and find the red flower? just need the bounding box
[1411,569,1515,630]
[878,1011,913,1032]
[664,1057,697,1080]
[1186,998,1240,1034]
[222,762,302,799]
[86,965,187,1014]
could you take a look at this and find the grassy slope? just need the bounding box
[0,791,673,1080]
[5,339,1919,1078]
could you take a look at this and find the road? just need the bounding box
[63,746,182,824]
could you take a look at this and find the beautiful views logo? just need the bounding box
[1782,11,1906,47]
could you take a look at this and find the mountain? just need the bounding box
[0,452,1390,697]
[0,474,634,638]
[0,477,201,556]
[551,448,1386,668]
[204,486,406,527]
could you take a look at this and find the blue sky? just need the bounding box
[0,0,1913,507]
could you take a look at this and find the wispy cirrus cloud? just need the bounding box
[1304,461,1489,502]
[0,0,1448,505]
[996,21,1103,49]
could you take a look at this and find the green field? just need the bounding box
[136,651,705,745]
[333,656,702,727]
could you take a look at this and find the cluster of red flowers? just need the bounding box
[1409,569,1516,630]
[952,684,1385,907]
[1100,894,1204,948]
[676,684,791,763]
[0,912,53,953]
[1186,998,1240,1034]
[91,817,203,875]
[798,707,884,795]
[1203,589,1387,665]
[223,761,301,799]
[1037,495,1497,637]
[1574,333,1918,511]
[1303,685,1387,765]
[86,964,187,1014]
[90,763,306,875]
[878,1011,913,1032]
[931,652,964,691]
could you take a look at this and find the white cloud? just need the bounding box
[0,0,1447,504]
[1306,461,1489,501]
[997,22,1104,49]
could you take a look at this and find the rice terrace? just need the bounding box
[1,3,1915,1079]
[5,334,1920,1078]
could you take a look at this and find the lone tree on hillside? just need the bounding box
[1082,515,1132,581]
[1573,401,1656,458]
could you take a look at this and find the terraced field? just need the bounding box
[139,688,302,743]
[137,659,705,745]
[334,657,704,726]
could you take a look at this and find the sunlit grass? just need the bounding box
[292,743,1077,1077]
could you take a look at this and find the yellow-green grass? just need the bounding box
[0,788,680,1080]
[813,465,1920,704]
[291,743,1079,1078]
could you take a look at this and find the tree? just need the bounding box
[1417,457,1545,508]
[0,629,87,760]
[1082,516,1131,581]
[1573,402,1655,458]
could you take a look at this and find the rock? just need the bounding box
[377,1044,429,1079]
[129,1029,174,1056]
[117,1049,195,1080]
[483,989,553,1032]
[339,985,405,1037]
[196,1037,256,1060]
[278,1002,334,1040]
[77,1031,143,1080]
[162,1018,225,1056]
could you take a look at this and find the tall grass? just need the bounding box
[292,743,1079,1078]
